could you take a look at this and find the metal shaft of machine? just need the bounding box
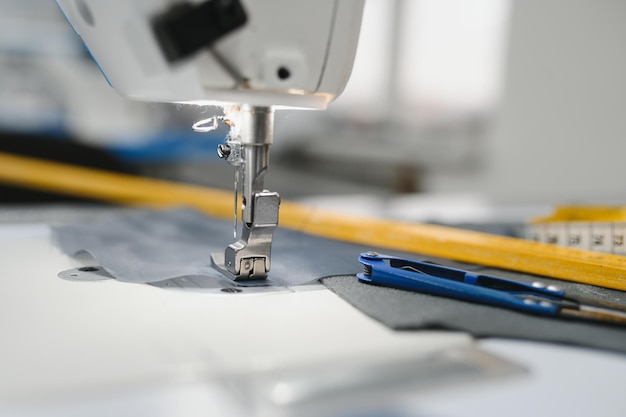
[239,105,273,225]
[211,105,281,281]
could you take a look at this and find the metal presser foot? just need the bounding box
[210,105,280,281]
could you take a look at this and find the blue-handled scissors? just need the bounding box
[357,252,626,326]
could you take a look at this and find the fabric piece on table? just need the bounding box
[53,207,626,353]
[52,208,369,287]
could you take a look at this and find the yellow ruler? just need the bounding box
[2,151,626,291]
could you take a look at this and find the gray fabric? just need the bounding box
[322,270,626,354]
[53,207,626,353]
[52,208,367,287]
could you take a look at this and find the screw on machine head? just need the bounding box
[217,143,231,158]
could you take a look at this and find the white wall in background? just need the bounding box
[427,0,626,204]
[331,0,510,123]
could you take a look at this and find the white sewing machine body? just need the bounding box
[55,0,364,109]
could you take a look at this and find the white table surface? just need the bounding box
[0,221,624,417]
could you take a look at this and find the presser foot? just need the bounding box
[211,190,280,281]
[210,252,269,282]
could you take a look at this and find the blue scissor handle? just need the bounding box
[357,253,561,316]
[386,257,565,298]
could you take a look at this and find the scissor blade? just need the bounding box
[569,294,626,313]
[561,305,626,326]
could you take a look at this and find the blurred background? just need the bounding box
[1,0,625,222]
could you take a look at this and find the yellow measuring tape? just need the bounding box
[2,151,626,291]
[529,206,626,255]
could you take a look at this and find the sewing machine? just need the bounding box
[2,2,626,416]
[55,0,364,281]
